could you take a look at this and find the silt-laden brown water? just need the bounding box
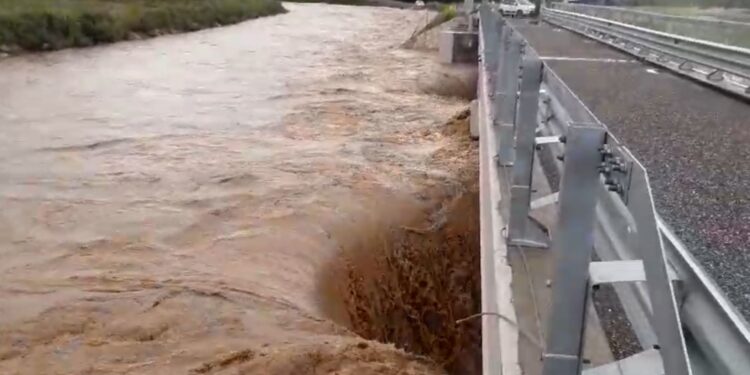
[0,4,478,374]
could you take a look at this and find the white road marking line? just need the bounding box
[539,56,636,63]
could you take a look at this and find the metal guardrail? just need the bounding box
[551,3,750,48]
[543,7,750,100]
[476,4,750,375]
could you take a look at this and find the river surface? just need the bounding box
[0,3,475,374]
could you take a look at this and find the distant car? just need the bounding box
[499,0,536,17]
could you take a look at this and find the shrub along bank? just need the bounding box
[0,0,286,52]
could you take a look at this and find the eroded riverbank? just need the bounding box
[0,4,479,374]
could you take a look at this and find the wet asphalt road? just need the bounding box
[512,20,750,318]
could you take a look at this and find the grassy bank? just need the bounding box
[286,0,366,5]
[0,0,286,52]
[634,6,750,22]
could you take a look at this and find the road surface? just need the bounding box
[512,19,750,319]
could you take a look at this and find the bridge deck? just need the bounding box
[510,19,750,318]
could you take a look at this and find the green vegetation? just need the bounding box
[635,6,750,22]
[439,3,456,21]
[0,0,286,52]
[548,0,750,9]
[632,6,707,16]
[626,0,749,7]
[285,0,367,4]
[556,0,750,47]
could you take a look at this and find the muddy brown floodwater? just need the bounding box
[0,3,480,374]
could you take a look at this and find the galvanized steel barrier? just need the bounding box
[476,4,750,375]
[550,3,750,48]
[543,6,750,100]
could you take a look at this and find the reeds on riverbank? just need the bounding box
[0,0,286,52]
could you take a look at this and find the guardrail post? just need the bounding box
[507,52,548,248]
[493,13,507,78]
[464,0,475,33]
[489,17,508,96]
[479,5,500,77]
[542,124,605,375]
[625,157,693,375]
[488,14,748,375]
[494,33,524,166]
